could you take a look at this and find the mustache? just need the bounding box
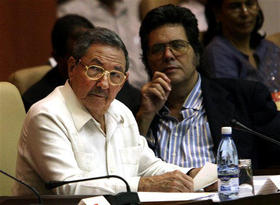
[88,88,108,98]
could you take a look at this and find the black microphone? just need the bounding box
[231,119,280,147]
[45,175,139,205]
[0,169,43,205]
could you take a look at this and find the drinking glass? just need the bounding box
[238,159,255,197]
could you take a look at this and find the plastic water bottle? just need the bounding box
[217,127,239,201]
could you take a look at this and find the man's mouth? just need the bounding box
[164,66,178,74]
[88,90,108,98]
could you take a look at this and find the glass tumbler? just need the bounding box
[238,159,255,197]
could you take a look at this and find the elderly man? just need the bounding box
[13,27,202,196]
[136,4,280,169]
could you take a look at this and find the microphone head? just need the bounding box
[45,181,65,190]
[231,119,237,125]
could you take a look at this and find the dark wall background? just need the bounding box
[0,0,56,81]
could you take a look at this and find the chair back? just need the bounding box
[8,65,52,95]
[0,82,26,195]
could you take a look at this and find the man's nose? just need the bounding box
[97,72,110,88]
[162,46,175,61]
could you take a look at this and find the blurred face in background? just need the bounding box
[56,26,90,80]
[217,0,259,37]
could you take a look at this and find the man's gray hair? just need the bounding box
[72,27,129,71]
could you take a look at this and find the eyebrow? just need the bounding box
[113,66,124,72]
[89,58,124,72]
[90,58,103,66]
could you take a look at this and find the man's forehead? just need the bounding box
[83,43,126,69]
[148,24,189,43]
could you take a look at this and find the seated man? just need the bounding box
[13,27,200,196]
[136,4,280,169]
[23,14,141,115]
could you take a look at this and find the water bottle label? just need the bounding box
[218,176,239,193]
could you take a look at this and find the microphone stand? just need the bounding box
[0,169,42,205]
[231,119,280,147]
[46,175,131,191]
[46,175,139,205]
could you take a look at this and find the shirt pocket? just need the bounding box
[119,146,141,165]
[75,151,97,171]
[119,146,141,176]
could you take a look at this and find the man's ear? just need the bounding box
[125,72,129,81]
[120,72,129,89]
[68,56,77,81]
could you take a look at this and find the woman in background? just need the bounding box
[202,0,280,103]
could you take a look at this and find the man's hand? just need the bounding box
[136,71,171,135]
[187,168,201,178]
[138,170,194,192]
[140,71,171,113]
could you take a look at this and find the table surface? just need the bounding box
[1,192,280,205]
[1,174,280,205]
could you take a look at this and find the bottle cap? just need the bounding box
[221,126,232,134]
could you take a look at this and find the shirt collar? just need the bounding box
[182,74,203,110]
[62,81,93,131]
[106,100,126,124]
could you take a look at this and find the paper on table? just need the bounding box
[78,162,218,204]
[256,175,280,195]
[138,192,215,202]
[193,162,218,191]
[78,196,110,205]
[79,192,216,204]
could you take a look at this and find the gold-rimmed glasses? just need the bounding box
[79,60,126,85]
[149,39,190,58]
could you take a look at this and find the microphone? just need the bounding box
[231,119,280,147]
[45,175,139,205]
[0,169,42,205]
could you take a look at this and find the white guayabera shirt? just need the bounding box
[13,81,191,196]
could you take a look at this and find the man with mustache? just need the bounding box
[136,4,280,170]
[13,27,203,196]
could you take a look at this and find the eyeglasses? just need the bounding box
[149,40,190,58]
[79,60,126,85]
[226,0,258,13]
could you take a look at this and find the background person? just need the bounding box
[202,0,280,103]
